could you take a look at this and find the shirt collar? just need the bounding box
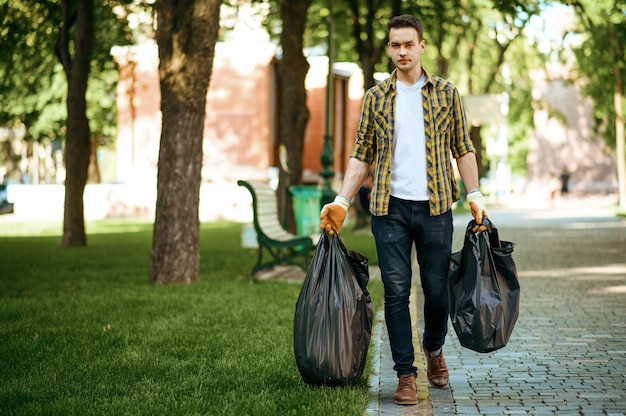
[385,67,434,93]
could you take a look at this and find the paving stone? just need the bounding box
[367,208,626,415]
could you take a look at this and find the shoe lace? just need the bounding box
[428,353,447,376]
[398,374,414,388]
[430,354,443,365]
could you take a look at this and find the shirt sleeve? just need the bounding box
[350,89,377,164]
[450,86,475,159]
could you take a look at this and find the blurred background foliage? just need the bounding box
[0,0,623,182]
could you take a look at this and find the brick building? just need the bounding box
[111,39,364,190]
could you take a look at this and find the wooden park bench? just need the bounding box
[237,179,316,277]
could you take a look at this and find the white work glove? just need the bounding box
[466,190,488,232]
[319,195,350,235]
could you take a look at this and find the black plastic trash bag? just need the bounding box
[294,232,373,386]
[448,218,520,353]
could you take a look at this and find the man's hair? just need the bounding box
[387,15,424,41]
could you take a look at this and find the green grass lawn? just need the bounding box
[0,219,383,416]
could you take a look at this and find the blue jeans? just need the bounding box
[371,196,453,376]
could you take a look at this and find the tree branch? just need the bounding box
[55,0,77,75]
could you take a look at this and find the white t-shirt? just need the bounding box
[391,75,428,201]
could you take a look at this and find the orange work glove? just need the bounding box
[466,190,489,232]
[319,195,350,235]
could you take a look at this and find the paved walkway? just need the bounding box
[366,205,626,415]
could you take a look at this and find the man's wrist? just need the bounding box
[466,190,483,203]
[333,195,351,211]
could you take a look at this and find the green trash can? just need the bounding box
[290,185,322,236]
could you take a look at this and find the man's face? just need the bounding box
[388,27,425,73]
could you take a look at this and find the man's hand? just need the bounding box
[320,195,350,235]
[466,190,488,232]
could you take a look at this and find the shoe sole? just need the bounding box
[428,381,449,389]
[394,399,419,405]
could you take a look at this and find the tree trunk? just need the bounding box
[88,136,101,184]
[346,0,394,91]
[150,0,222,284]
[608,21,626,209]
[615,90,625,209]
[57,0,94,247]
[359,46,379,91]
[277,0,313,234]
[470,125,485,179]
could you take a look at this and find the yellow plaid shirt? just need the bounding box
[350,68,475,216]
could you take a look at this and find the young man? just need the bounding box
[319,15,488,405]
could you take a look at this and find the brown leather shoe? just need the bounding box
[424,348,449,388]
[393,374,418,405]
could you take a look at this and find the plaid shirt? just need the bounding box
[350,68,475,216]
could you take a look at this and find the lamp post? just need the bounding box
[319,0,335,207]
